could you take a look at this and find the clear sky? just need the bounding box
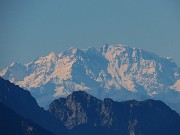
[0,0,180,70]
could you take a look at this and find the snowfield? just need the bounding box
[1,44,180,113]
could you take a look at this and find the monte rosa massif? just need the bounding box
[1,44,180,113]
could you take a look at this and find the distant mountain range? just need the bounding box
[1,44,180,113]
[0,77,180,135]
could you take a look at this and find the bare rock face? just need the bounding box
[49,91,180,135]
[49,91,101,128]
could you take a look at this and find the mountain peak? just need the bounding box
[99,43,128,53]
[69,47,78,53]
[1,44,180,113]
[61,47,83,58]
[66,90,99,104]
[71,90,89,96]
[49,91,180,135]
[47,52,55,58]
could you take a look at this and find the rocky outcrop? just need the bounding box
[49,91,180,135]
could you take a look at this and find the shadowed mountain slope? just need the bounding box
[0,77,68,135]
[0,102,54,135]
[49,91,180,135]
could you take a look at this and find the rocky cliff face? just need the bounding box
[1,44,180,113]
[49,91,180,135]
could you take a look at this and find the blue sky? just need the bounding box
[0,0,180,70]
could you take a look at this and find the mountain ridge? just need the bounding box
[1,77,180,135]
[1,44,180,113]
[0,77,68,135]
[49,91,180,135]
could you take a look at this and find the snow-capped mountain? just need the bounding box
[1,44,180,112]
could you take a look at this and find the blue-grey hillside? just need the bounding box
[0,102,53,135]
[49,91,180,135]
[0,77,67,135]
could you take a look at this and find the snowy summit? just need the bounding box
[1,44,180,113]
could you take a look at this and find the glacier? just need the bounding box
[1,44,180,113]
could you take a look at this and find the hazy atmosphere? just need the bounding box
[1,0,180,70]
[1,1,180,134]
